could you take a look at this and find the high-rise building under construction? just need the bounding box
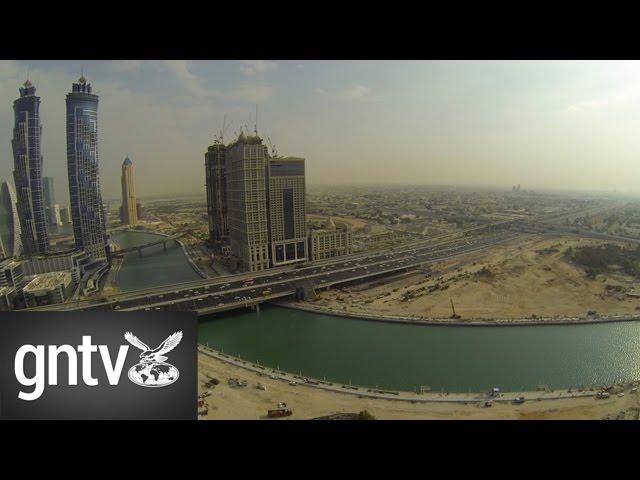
[204,141,228,246]
[225,131,270,272]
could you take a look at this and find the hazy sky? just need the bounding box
[1,60,640,203]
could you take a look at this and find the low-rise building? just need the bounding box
[0,286,18,311]
[308,218,352,261]
[22,271,74,308]
[23,249,91,284]
[0,258,26,291]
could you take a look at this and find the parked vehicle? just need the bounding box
[268,408,293,418]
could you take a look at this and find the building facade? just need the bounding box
[23,248,91,284]
[226,132,270,272]
[136,201,144,220]
[0,181,22,259]
[66,76,108,262]
[0,258,26,292]
[50,204,62,226]
[205,141,229,246]
[308,218,352,261]
[120,156,138,225]
[23,271,74,308]
[43,176,55,206]
[266,156,308,266]
[59,206,71,225]
[11,80,49,256]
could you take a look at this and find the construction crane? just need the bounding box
[266,136,278,158]
[215,115,232,143]
[449,298,461,319]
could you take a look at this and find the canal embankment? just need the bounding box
[276,300,640,327]
[199,344,619,404]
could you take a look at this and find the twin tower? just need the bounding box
[11,76,108,263]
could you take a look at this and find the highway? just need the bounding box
[30,203,620,316]
[49,229,522,315]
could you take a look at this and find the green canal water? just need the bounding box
[110,230,201,292]
[110,229,640,393]
[199,306,640,393]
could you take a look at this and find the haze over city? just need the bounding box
[2,60,640,200]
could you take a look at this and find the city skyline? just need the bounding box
[4,61,640,203]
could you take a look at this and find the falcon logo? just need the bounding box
[124,331,183,388]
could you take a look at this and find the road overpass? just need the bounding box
[31,202,621,316]
[41,230,524,315]
[110,231,191,257]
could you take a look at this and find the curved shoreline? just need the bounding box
[198,344,638,404]
[111,228,207,279]
[276,300,640,327]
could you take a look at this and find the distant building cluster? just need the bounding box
[205,130,351,272]
[0,76,113,310]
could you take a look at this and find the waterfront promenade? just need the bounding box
[277,300,640,327]
[198,344,624,404]
[198,345,640,420]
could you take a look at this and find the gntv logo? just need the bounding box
[0,312,197,420]
[14,331,183,401]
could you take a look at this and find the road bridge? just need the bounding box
[31,203,621,316]
[110,231,191,257]
[41,231,524,315]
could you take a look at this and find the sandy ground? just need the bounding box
[313,235,640,319]
[198,352,640,420]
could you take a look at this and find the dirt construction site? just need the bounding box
[311,235,640,320]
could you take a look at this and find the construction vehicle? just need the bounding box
[449,298,461,319]
[268,407,293,418]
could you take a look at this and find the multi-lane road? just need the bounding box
[43,229,521,315]
[31,203,621,316]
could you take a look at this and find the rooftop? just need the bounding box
[23,271,72,293]
[0,286,16,295]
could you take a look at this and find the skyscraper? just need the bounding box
[66,76,107,262]
[266,156,308,266]
[120,156,138,225]
[42,176,55,209]
[11,80,49,256]
[205,140,228,246]
[42,176,58,226]
[0,181,23,259]
[226,131,270,272]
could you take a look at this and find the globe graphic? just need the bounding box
[128,362,179,387]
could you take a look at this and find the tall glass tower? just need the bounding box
[0,180,23,259]
[11,80,49,256]
[66,76,107,261]
[120,156,138,225]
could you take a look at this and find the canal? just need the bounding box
[199,305,640,393]
[109,230,201,292]
[109,229,640,393]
